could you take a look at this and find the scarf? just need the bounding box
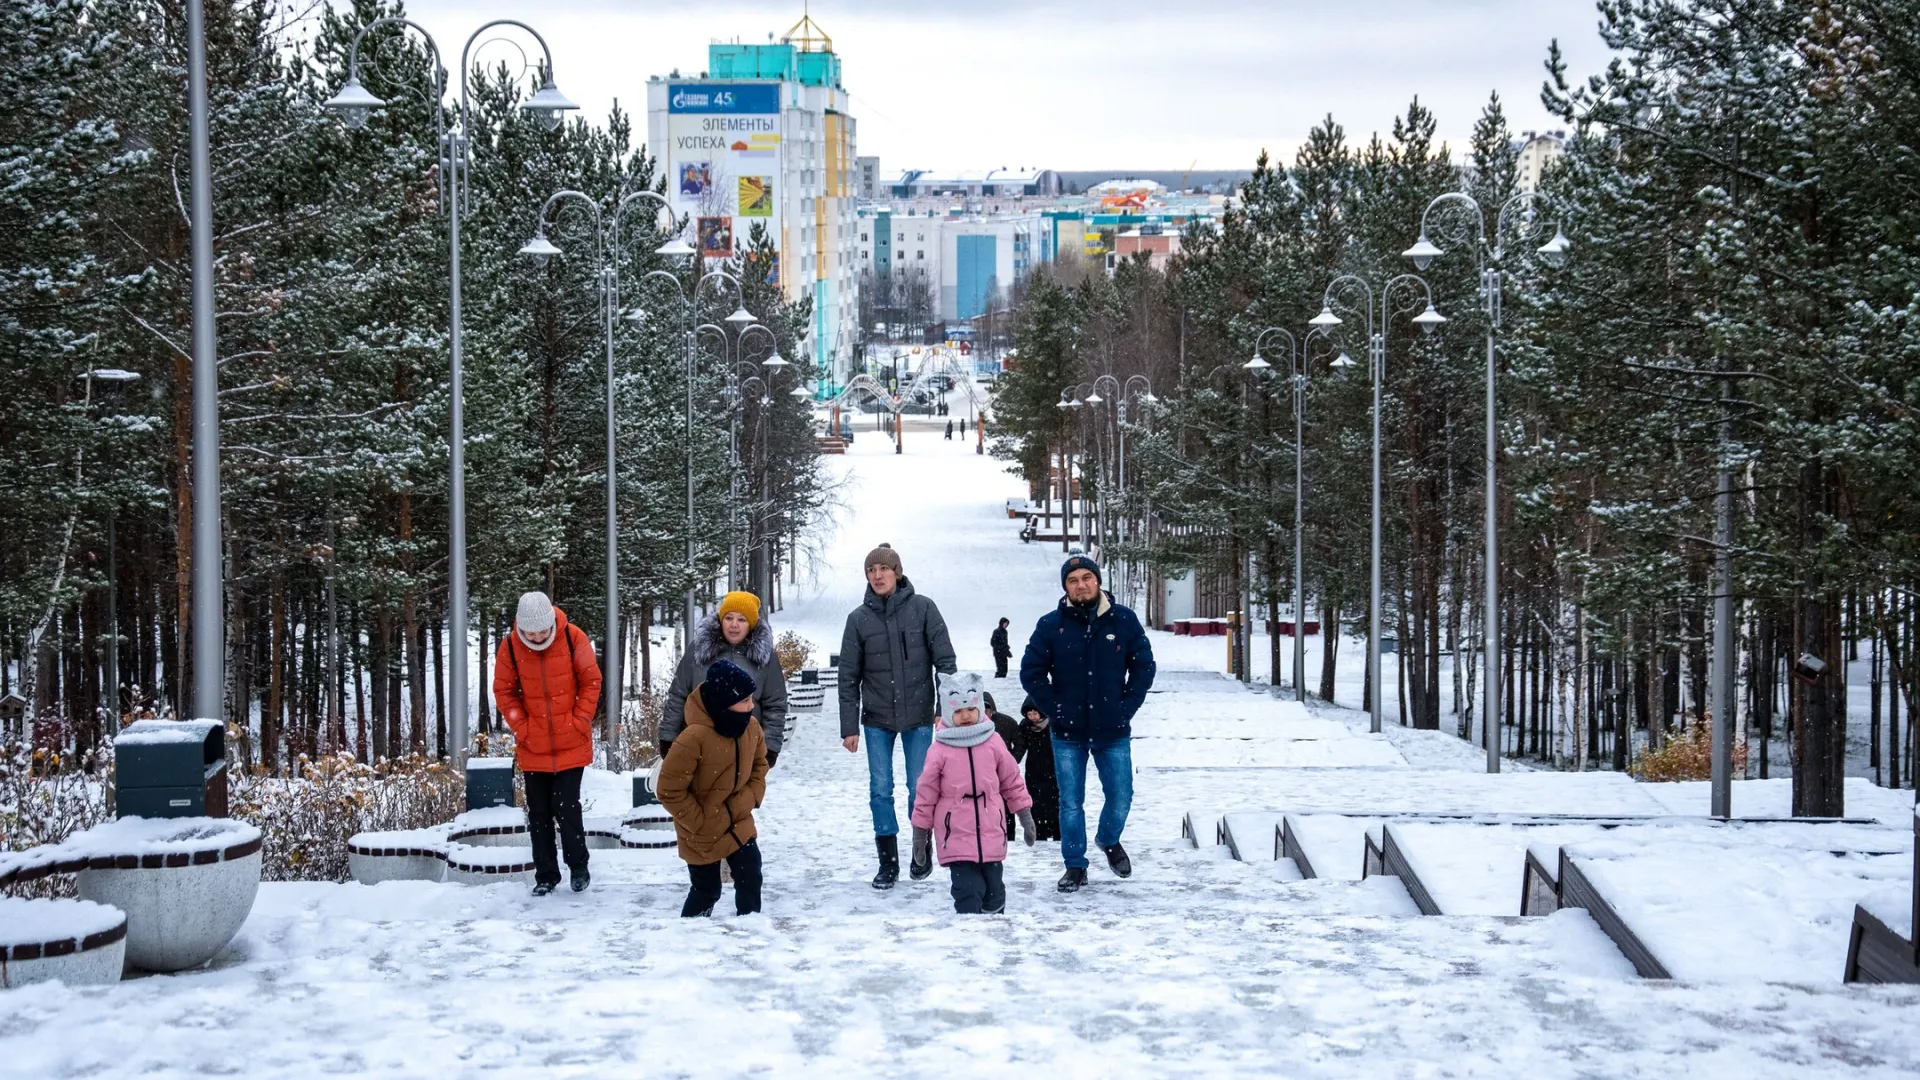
[933,720,997,748]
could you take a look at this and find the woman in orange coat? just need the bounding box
[493,590,602,896]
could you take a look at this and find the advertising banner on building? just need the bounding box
[667,82,783,257]
[738,176,773,217]
[697,216,734,258]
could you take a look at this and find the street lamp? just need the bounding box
[1314,273,1445,734]
[519,187,673,758]
[1407,191,1567,774]
[1091,375,1122,563]
[1252,326,1330,703]
[630,268,749,631]
[1116,376,1155,611]
[704,322,777,592]
[327,16,577,771]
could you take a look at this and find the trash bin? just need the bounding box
[800,669,819,685]
[829,653,840,668]
[465,757,515,809]
[114,719,227,819]
[632,774,657,806]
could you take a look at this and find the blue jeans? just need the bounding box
[1052,735,1133,869]
[865,724,933,837]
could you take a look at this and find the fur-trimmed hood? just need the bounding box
[692,612,775,668]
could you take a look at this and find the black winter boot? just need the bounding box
[1104,843,1132,878]
[871,835,900,890]
[571,869,591,893]
[1056,867,1088,893]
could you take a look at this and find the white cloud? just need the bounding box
[380,0,1610,171]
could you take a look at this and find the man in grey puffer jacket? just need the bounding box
[839,543,956,889]
[661,591,788,763]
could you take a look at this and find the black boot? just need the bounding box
[1104,843,1132,878]
[532,881,557,897]
[871,835,900,890]
[571,869,591,893]
[1057,867,1088,893]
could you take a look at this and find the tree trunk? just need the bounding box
[1792,461,1845,817]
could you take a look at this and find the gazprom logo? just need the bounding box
[669,83,777,113]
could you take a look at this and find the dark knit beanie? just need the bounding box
[864,543,903,574]
[699,659,758,738]
[1062,553,1102,588]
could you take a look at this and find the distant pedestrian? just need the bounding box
[493,591,601,897]
[945,419,954,440]
[991,616,1012,678]
[658,659,769,918]
[1019,554,1156,893]
[660,591,788,768]
[912,674,1035,914]
[839,543,957,889]
[960,417,967,437]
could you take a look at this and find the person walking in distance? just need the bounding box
[493,591,602,896]
[660,591,789,768]
[1019,554,1155,892]
[839,543,957,889]
[657,660,769,918]
[945,419,955,441]
[991,617,1013,679]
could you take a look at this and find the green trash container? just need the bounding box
[466,757,516,809]
[115,719,227,819]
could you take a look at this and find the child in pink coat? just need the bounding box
[912,673,1036,914]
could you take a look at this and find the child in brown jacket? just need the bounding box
[658,660,769,917]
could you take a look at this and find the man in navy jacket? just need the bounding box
[1019,553,1156,892]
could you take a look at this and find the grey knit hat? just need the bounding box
[516,591,556,649]
[864,543,903,574]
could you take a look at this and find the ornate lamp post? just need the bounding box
[326,17,578,769]
[1406,194,1568,772]
[519,189,675,755]
[1309,276,1446,733]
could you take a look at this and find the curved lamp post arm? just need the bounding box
[458,18,571,130]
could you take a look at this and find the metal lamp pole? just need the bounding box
[1251,327,1329,702]
[327,17,578,769]
[1120,377,1156,612]
[521,188,672,757]
[79,369,142,734]
[1406,194,1569,771]
[184,0,223,723]
[1309,276,1447,733]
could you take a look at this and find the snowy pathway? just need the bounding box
[5,433,1918,1077]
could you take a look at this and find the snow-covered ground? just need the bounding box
[5,427,1919,1077]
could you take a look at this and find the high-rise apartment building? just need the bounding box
[646,14,859,383]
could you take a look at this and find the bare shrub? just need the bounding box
[0,740,112,898]
[227,753,463,882]
[1630,719,1750,783]
[773,631,815,680]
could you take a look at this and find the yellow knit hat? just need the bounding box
[716,591,761,632]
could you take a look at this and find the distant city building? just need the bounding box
[855,208,1039,328]
[645,13,859,382]
[1516,131,1567,192]
[855,156,880,200]
[877,168,1061,199]
[1110,226,1181,273]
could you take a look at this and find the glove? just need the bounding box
[911,827,933,874]
[765,749,779,769]
[1017,809,1037,847]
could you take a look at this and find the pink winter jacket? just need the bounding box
[910,728,1034,866]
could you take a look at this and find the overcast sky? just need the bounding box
[389,0,1611,172]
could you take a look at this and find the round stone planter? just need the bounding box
[443,844,537,886]
[346,835,448,885]
[0,898,127,989]
[70,819,262,974]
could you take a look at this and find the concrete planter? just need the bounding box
[78,846,261,973]
[443,845,537,886]
[0,898,127,989]
[1,817,261,976]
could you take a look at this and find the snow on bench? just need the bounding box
[0,896,128,989]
